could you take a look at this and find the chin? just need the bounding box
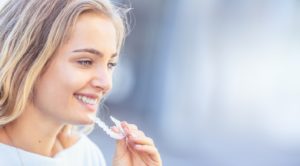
[68,117,94,126]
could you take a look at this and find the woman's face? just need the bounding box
[32,12,118,125]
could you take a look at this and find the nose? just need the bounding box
[91,68,112,94]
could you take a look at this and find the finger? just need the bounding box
[110,126,121,133]
[110,126,127,144]
[127,124,138,130]
[122,125,145,137]
[114,138,128,157]
[113,125,127,146]
[134,144,162,163]
[128,130,146,139]
[121,122,138,130]
[128,136,154,146]
[134,144,159,156]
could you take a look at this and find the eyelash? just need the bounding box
[77,60,117,69]
[78,59,93,66]
[108,62,117,69]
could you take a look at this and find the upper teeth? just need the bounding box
[76,95,97,105]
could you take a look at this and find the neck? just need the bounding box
[4,106,65,157]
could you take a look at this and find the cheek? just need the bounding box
[33,75,69,110]
[33,67,79,109]
[48,69,86,101]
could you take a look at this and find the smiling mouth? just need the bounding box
[75,94,98,105]
[74,94,99,112]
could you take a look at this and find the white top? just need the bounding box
[0,135,106,166]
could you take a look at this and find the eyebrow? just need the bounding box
[72,48,117,58]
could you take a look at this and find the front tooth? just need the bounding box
[89,98,94,104]
[89,99,96,104]
[83,96,88,103]
[76,95,97,105]
[87,98,92,104]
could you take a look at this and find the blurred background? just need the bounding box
[89,0,300,165]
[0,0,299,165]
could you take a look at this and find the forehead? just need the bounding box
[62,12,118,55]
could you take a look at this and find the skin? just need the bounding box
[0,12,161,165]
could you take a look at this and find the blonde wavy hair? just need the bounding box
[0,0,127,127]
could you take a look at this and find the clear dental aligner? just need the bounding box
[89,115,125,140]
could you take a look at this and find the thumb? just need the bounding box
[112,126,128,157]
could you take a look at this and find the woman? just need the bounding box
[0,0,162,165]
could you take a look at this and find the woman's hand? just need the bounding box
[112,122,162,166]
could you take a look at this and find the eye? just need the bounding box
[77,59,93,66]
[108,62,117,69]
